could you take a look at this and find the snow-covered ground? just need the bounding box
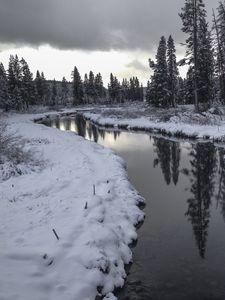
[81,103,225,142]
[0,113,144,300]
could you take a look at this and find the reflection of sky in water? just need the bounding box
[98,132,152,151]
[70,120,77,132]
[51,119,57,129]
[59,120,66,131]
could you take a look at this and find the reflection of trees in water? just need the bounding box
[153,137,180,185]
[153,138,221,258]
[92,125,99,142]
[217,148,225,221]
[172,142,181,185]
[185,143,217,258]
[55,118,60,129]
[114,131,121,141]
[75,115,87,137]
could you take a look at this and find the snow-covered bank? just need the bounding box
[0,113,144,300]
[81,104,225,143]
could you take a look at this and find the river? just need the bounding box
[41,114,225,300]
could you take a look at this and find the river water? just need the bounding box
[41,114,225,300]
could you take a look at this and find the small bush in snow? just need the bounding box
[0,120,41,181]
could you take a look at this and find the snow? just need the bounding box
[81,104,225,142]
[0,113,144,300]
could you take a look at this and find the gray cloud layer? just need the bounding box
[0,0,218,51]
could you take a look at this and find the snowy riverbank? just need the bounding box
[0,113,144,300]
[81,104,225,143]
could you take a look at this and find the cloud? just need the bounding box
[126,59,149,72]
[0,0,217,51]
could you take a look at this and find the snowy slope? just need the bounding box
[0,114,144,300]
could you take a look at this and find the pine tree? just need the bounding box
[61,77,69,106]
[180,0,214,111]
[51,79,58,106]
[83,73,89,104]
[34,70,49,105]
[8,55,23,110]
[185,67,195,104]
[72,66,83,105]
[121,78,129,101]
[94,73,104,99]
[213,2,225,103]
[87,71,96,102]
[146,80,151,103]
[108,73,117,103]
[20,58,35,109]
[0,63,9,111]
[148,36,169,107]
[198,17,214,108]
[140,84,144,101]
[167,35,179,107]
[40,72,50,105]
[177,77,186,104]
[129,77,136,101]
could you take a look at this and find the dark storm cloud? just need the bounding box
[0,0,218,51]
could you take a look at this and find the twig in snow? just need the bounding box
[52,228,60,240]
[93,184,96,195]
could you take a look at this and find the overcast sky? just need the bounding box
[0,0,218,85]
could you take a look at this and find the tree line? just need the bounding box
[0,54,73,111]
[71,67,144,105]
[147,0,225,111]
[0,55,144,111]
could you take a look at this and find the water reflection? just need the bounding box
[217,149,225,219]
[41,115,225,299]
[153,138,181,185]
[185,143,217,258]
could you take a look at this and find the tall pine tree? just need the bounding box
[180,0,214,111]
[167,35,179,107]
[0,63,9,111]
[148,36,169,107]
[20,58,35,109]
[72,66,83,105]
